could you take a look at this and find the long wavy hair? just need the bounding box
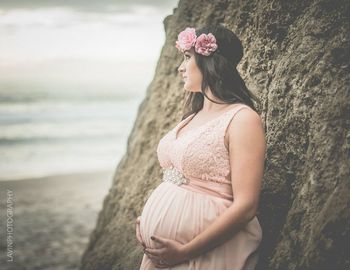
[179,24,261,120]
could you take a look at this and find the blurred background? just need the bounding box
[0,0,178,269]
[0,0,178,180]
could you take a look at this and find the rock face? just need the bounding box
[80,0,350,269]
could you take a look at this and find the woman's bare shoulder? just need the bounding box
[226,107,265,148]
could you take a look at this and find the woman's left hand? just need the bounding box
[144,235,189,268]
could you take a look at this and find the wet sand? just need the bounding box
[0,171,113,270]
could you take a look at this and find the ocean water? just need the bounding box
[0,1,177,181]
[0,86,144,181]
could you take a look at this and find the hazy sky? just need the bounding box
[0,0,178,87]
[0,0,178,64]
[0,0,178,12]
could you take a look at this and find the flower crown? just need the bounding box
[175,27,218,56]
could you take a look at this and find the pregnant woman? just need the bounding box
[136,24,266,269]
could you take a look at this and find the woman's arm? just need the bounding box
[182,108,266,260]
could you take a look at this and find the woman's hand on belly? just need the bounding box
[144,235,189,268]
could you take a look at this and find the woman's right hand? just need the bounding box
[135,216,146,248]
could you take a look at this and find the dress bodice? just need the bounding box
[157,104,251,186]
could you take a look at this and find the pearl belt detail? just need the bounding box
[162,166,189,186]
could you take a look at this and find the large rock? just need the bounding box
[80,0,350,269]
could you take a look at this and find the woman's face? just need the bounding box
[177,48,203,93]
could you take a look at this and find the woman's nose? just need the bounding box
[177,60,185,73]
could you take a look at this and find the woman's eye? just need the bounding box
[184,55,190,59]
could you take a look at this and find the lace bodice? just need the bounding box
[157,104,251,185]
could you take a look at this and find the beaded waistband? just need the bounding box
[162,166,190,185]
[161,166,234,201]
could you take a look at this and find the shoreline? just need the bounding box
[0,169,115,183]
[0,170,113,270]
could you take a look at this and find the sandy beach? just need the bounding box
[0,170,113,270]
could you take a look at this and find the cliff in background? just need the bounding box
[80,0,350,269]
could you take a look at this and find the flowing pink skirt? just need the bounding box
[139,182,262,269]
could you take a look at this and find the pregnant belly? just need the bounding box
[139,182,231,249]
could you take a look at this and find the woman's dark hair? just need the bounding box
[180,24,261,120]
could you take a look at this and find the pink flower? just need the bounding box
[175,27,219,56]
[175,27,197,53]
[194,33,218,56]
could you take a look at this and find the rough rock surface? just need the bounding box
[80,0,350,269]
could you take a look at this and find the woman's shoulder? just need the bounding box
[231,103,260,118]
[226,105,264,142]
[181,111,196,121]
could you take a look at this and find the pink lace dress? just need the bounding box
[139,104,262,270]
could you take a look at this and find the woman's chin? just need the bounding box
[183,84,193,92]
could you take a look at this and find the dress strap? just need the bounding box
[219,104,252,139]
